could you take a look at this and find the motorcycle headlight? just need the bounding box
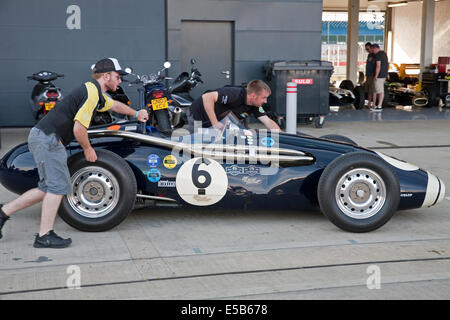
[149,73,158,82]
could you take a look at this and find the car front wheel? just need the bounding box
[317,152,400,232]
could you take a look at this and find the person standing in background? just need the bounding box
[364,42,376,109]
[371,44,389,111]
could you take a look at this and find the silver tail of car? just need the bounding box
[422,172,446,208]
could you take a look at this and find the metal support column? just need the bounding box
[419,0,435,79]
[346,0,360,84]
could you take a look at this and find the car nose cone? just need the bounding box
[422,172,446,208]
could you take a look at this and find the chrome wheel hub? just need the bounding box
[335,168,386,219]
[67,167,120,219]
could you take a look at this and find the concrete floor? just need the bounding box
[0,107,449,300]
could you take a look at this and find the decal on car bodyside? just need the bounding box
[176,157,228,206]
[147,154,160,168]
[147,168,161,183]
[261,137,275,147]
[163,155,178,169]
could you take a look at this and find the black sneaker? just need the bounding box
[370,106,383,111]
[33,230,72,248]
[0,204,10,240]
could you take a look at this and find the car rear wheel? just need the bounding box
[317,152,400,232]
[59,149,137,232]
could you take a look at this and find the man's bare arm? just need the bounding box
[202,91,220,126]
[110,100,148,122]
[258,115,281,132]
[73,120,97,162]
[375,61,381,79]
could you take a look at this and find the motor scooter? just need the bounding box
[27,71,64,122]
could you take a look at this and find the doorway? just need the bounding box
[181,20,234,98]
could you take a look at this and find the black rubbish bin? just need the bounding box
[263,60,333,127]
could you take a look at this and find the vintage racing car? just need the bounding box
[0,114,445,233]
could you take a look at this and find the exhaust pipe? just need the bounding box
[171,107,182,127]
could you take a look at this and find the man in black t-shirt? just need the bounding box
[371,44,389,110]
[188,80,281,133]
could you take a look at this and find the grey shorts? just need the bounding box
[28,127,72,195]
[374,78,386,94]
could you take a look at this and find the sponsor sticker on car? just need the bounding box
[163,155,178,169]
[147,168,161,183]
[147,154,160,168]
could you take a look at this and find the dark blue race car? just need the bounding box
[0,114,445,233]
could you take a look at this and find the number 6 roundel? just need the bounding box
[176,157,228,206]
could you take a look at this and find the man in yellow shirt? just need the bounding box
[0,58,148,248]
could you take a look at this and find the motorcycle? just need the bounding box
[168,58,204,128]
[27,71,64,122]
[126,62,173,136]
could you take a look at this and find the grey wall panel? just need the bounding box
[167,0,323,89]
[234,61,269,84]
[235,31,322,60]
[0,0,166,127]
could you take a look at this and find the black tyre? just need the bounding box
[155,108,173,136]
[317,152,400,232]
[353,85,365,109]
[422,88,439,107]
[319,134,357,145]
[59,149,137,232]
[314,116,324,128]
[412,95,428,107]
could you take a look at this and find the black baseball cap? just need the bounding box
[93,58,128,76]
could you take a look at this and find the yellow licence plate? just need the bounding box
[45,102,55,111]
[151,97,168,111]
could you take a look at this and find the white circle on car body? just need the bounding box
[176,157,228,206]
